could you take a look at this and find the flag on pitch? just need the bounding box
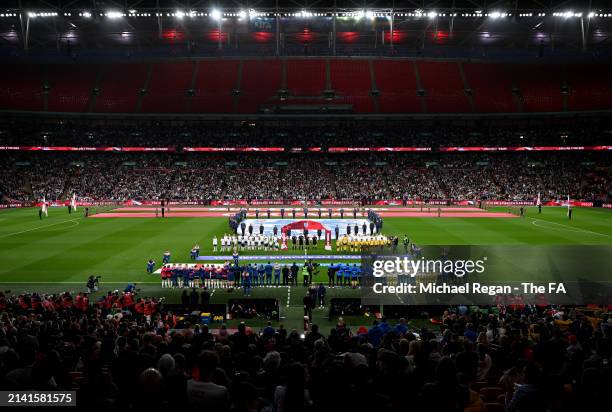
[536,192,541,206]
[41,197,48,216]
[71,193,77,211]
[567,194,571,216]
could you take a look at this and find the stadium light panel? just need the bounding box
[238,10,247,20]
[553,11,581,18]
[175,10,185,19]
[211,9,222,20]
[489,11,507,19]
[427,11,438,19]
[26,12,59,18]
[365,10,375,20]
[106,11,123,19]
[588,12,595,18]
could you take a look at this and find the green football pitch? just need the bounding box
[1,206,611,330]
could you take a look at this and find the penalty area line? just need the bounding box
[528,218,611,238]
[0,217,84,239]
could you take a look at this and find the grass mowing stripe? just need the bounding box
[0,206,610,287]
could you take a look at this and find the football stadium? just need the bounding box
[0,1,611,410]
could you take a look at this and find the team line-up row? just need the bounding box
[155,262,363,291]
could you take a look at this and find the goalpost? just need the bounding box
[84,204,119,217]
[507,206,524,217]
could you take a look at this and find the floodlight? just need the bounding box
[107,11,123,19]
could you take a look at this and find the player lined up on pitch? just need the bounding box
[336,234,391,251]
[156,260,363,291]
[213,234,282,252]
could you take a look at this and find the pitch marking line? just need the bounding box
[529,218,611,238]
[0,217,83,239]
[0,281,161,284]
[38,220,80,231]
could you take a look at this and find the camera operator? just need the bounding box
[86,275,100,293]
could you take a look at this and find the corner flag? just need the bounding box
[536,192,541,206]
[71,193,77,211]
[41,197,48,217]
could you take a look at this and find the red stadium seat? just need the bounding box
[190,60,239,113]
[567,64,612,111]
[141,61,194,113]
[463,62,518,113]
[237,59,282,113]
[417,61,472,113]
[94,63,148,113]
[47,64,98,112]
[329,59,374,113]
[286,59,326,96]
[0,64,44,111]
[373,60,422,113]
[0,60,610,114]
[511,64,564,112]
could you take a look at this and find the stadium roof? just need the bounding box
[4,0,612,11]
[1,0,611,56]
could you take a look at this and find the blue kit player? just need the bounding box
[163,250,171,264]
[336,265,344,286]
[242,267,251,296]
[265,261,274,286]
[146,259,155,274]
[350,264,361,288]
[273,262,281,286]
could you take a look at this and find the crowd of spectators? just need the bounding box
[1,152,609,203]
[1,288,610,411]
